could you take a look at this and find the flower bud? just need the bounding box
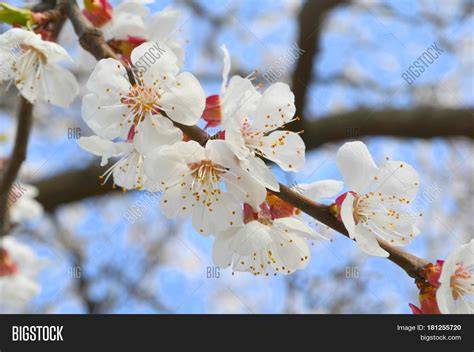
[202,95,222,128]
[83,0,113,27]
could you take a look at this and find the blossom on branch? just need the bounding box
[144,140,267,235]
[82,42,204,145]
[334,141,420,257]
[212,188,333,276]
[0,28,79,107]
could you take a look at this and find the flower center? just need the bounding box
[188,160,224,208]
[450,263,474,300]
[20,45,47,64]
[120,85,160,125]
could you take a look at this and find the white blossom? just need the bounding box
[336,141,420,257]
[81,42,204,147]
[0,28,79,107]
[144,140,267,235]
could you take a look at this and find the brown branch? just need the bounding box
[59,0,117,61]
[304,107,474,149]
[290,0,348,132]
[0,97,34,236]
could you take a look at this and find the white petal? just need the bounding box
[77,136,130,166]
[296,179,344,201]
[353,224,389,257]
[113,150,145,189]
[246,156,279,191]
[259,131,305,171]
[212,228,237,268]
[253,82,296,131]
[336,141,378,193]
[371,160,420,200]
[221,75,260,125]
[131,41,179,84]
[86,58,130,97]
[147,7,180,40]
[273,217,325,240]
[191,192,242,235]
[133,115,182,155]
[107,3,148,40]
[143,143,194,191]
[268,229,310,274]
[340,192,357,240]
[81,94,130,140]
[160,72,205,125]
[146,7,183,65]
[159,178,193,218]
[36,63,79,107]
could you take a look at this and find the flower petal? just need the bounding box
[86,58,130,97]
[191,192,242,235]
[36,63,79,107]
[131,41,179,84]
[253,82,295,131]
[133,115,182,155]
[77,136,130,166]
[259,131,305,171]
[273,217,326,240]
[371,160,420,201]
[160,72,205,125]
[81,93,130,140]
[336,141,378,193]
[296,179,344,201]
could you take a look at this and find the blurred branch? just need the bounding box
[0,97,33,236]
[304,107,474,150]
[290,0,348,132]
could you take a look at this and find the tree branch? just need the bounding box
[290,0,348,132]
[304,107,474,149]
[0,97,34,236]
[59,0,117,61]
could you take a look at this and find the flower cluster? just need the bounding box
[0,2,427,279]
[78,24,424,275]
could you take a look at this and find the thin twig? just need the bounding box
[0,97,34,236]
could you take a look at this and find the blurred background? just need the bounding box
[0,0,473,313]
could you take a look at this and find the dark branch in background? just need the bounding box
[304,107,474,150]
[290,0,348,133]
[0,97,33,236]
[31,0,57,12]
